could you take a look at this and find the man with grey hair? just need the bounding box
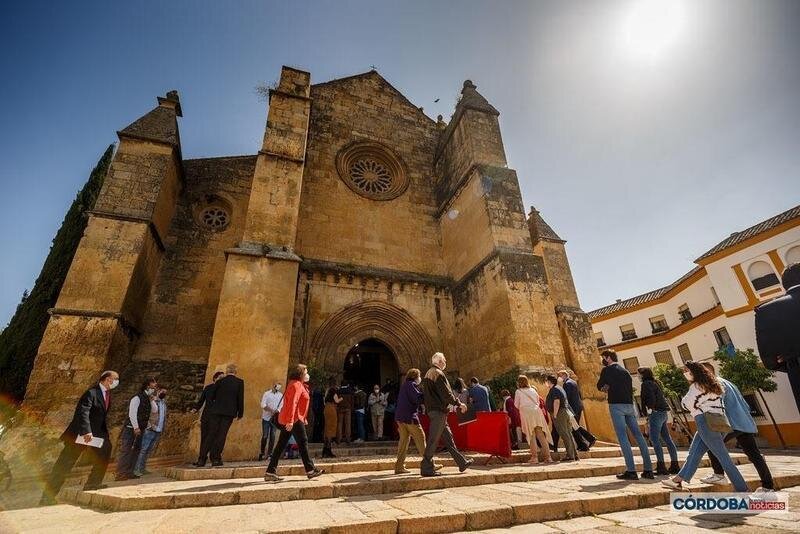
[200,364,245,467]
[420,352,472,476]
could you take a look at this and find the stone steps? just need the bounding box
[60,451,748,511]
[33,455,800,534]
[166,446,626,480]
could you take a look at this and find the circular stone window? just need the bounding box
[335,141,408,201]
[193,195,233,232]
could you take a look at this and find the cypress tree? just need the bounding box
[0,144,115,403]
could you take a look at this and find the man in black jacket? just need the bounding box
[755,263,800,413]
[200,363,244,467]
[192,370,224,466]
[115,377,158,481]
[420,352,472,476]
[40,370,119,505]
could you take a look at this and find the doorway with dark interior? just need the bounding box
[343,339,401,440]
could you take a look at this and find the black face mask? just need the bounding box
[601,358,608,367]
[158,393,166,399]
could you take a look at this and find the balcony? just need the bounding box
[651,325,669,334]
[596,339,607,348]
[679,311,693,323]
[621,331,638,341]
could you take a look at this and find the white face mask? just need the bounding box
[415,377,422,385]
[110,379,119,390]
[145,387,155,396]
[274,385,281,392]
[303,373,310,383]
[683,372,693,382]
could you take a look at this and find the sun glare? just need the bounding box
[621,0,687,61]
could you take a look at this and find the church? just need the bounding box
[21,66,611,461]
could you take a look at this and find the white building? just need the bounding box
[589,205,800,447]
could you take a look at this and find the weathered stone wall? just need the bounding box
[536,241,581,310]
[295,72,445,275]
[133,156,255,364]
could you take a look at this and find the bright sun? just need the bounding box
[621,0,687,61]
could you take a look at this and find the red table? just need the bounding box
[418,411,512,458]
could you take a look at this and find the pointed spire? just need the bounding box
[118,90,181,147]
[457,80,499,116]
[528,206,565,245]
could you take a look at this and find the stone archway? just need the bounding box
[307,299,435,377]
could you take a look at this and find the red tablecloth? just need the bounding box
[418,411,512,458]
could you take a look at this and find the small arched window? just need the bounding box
[747,260,780,291]
[785,245,800,266]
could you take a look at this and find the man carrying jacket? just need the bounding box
[420,352,472,477]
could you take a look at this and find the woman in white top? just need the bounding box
[514,375,553,464]
[661,361,747,492]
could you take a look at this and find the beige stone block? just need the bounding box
[464,505,514,530]
[396,512,467,534]
[514,497,583,523]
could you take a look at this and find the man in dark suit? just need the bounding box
[40,370,119,505]
[192,370,224,466]
[755,263,800,413]
[199,363,244,467]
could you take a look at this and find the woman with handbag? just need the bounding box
[661,361,747,491]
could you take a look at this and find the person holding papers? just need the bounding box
[40,370,119,505]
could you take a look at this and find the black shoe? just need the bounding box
[263,471,283,482]
[421,471,442,477]
[211,461,223,467]
[257,454,264,462]
[641,470,655,479]
[192,461,206,468]
[459,458,474,473]
[668,461,680,475]
[306,468,325,480]
[114,474,131,481]
[616,471,639,480]
[655,462,669,476]
[83,483,108,491]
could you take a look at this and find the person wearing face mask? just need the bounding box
[394,368,433,474]
[420,352,473,476]
[116,377,158,481]
[40,370,119,505]
[263,364,324,481]
[259,383,284,461]
[662,361,748,492]
[134,388,168,477]
[596,350,654,480]
[368,383,388,440]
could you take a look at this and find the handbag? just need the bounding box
[704,411,732,433]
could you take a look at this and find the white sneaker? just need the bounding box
[700,473,727,485]
[753,487,775,494]
[661,478,684,490]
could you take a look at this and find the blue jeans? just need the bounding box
[609,403,653,472]
[355,411,366,441]
[134,429,161,475]
[648,410,678,464]
[677,413,748,492]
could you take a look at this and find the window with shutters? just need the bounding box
[678,303,692,323]
[654,350,674,366]
[649,315,669,334]
[620,324,637,341]
[677,343,692,363]
[623,356,640,374]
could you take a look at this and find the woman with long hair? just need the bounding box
[263,364,324,482]
[638,367,680,475]
[514,375,553,464]
[322,377,341,458]
[661,361,747,491]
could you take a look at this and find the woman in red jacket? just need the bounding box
[263,364,324,481]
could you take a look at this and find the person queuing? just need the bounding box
[700,362,775,493]
[514,376,553,464]
[192,370,224,467]
[368,384,388,440]
[259,383,283,461]
[420,352,473,477]
[337,383,354,445]
[638,367,680,475]
[662,361,748,492]
[467,377,491,412]
[597,350,654,480]
[557,370,584,423]
[755,262,800,414]
[116,377,158,480]
[263,364,324,482]
[501,388,522,450]
[198,363,244,467]
[545,375,578,462]
[134,388,168,477]
[394,368,435,474]
[322,379,341,458]
[40,370,119,505]
[353,384,367,443]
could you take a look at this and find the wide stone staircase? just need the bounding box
[45,442,800,533]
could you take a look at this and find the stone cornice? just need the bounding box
[300,258,451,290]
[48,307,141,336]
[86,210,166,252]
[225,241,303,262]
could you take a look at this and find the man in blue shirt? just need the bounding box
[700,363,774,492]
[134,388,168,477]
[467,377,491,412]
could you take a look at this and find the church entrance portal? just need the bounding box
[342,338,400,391]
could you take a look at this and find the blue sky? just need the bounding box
[1,0,799,328]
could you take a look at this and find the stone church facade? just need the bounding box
[20,66,612,462]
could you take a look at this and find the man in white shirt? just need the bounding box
[115,377,157,481]
[134,388,168,476]
[259,383,283,461]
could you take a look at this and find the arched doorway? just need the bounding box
[342,338,400,391]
